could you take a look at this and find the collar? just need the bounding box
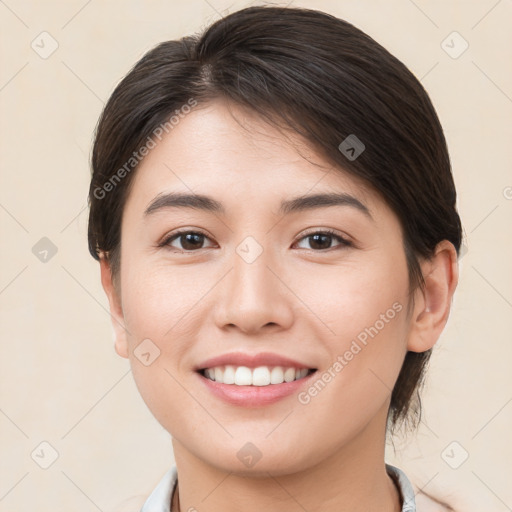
[140,463,416,511]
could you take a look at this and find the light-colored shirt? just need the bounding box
[139,463,416,511]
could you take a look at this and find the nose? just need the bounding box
[213,246,294,334]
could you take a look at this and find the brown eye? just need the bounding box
[295,230,352,251]
[162,231,214,251]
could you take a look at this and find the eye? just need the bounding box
[160,230,215,252]
[294,229,353,251]
[159,228,352,253]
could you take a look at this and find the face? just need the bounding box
[105,99,419,476]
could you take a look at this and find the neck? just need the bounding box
[170,406,401,512]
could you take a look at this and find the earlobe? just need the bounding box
[99,255,129,359]
[407,240,459,353]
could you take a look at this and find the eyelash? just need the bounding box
[158,228,353,253]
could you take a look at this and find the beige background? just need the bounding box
[1,0,511,511]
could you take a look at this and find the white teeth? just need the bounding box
[270,367,284,384]
[252,366,270,386]
[223,365,235,384]
[284,367,296,382]
[202,365,313,386]
[234,366,253,385]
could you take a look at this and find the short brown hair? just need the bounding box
[88,6,462,433]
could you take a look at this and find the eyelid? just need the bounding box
[157,228,216,249]
[294,228,354,249]
[158,227,354,251]
[297,227,351,241]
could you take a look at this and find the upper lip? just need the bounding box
[195,352,317,371]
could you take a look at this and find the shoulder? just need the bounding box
[415,491,454,512]
[107,494,148,512]
[386,464,454,512]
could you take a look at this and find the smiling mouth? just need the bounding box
[198,365,317,386]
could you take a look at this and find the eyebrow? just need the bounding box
[143,192,373,220]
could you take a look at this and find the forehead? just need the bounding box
[125,99,385,217]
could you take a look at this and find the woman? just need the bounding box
[88,6,461,511]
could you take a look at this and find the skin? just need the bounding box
[100,99,458,512]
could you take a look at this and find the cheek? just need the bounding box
[292,249,409,340]
[296,255,409,413]
[119,272,193,432]
[121,258,203,340]
[118,260,211,424]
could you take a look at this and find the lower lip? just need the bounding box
[196,371,317,407]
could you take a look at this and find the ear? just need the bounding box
[407,240,459,353]
[99,255,129,359]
